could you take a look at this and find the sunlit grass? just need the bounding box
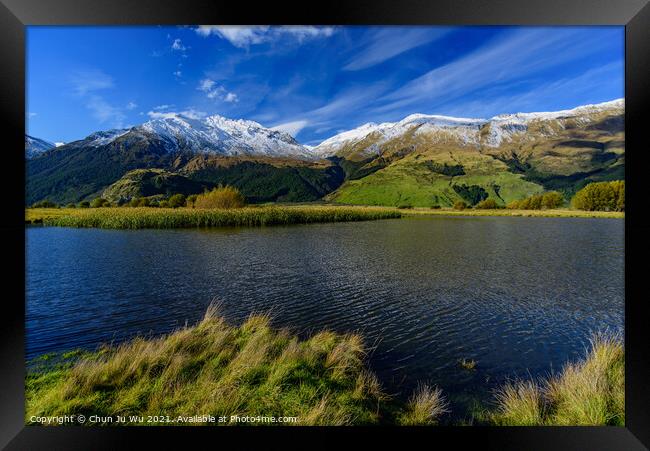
[397,383,449,426]
[26,205,401,229]
[26,304,389,426]
[488,332,624,426]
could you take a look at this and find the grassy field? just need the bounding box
[25,205,401,229]
[26,305,622,426]
[395,207,624,219]
[26,305,446,426]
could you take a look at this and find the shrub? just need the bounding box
[129,197,152,207]
[65,203,77,209]
[159,200,170,208]
[90,198,111,208]
[31,200,58,208]
[397,204,413,209]
[186,194,198,208]
[168,193,186,208]
[572,181,624,212]
[78,201,90,208]
[453,200,467,211]
[541,191,564,209]
[194,185,246,209]
[508,191,564,210]
[474,198,498,209]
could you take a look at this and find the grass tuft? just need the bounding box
[488,332,624,426]
[398,383,449,426]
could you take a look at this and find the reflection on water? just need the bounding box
[26,216,624,416]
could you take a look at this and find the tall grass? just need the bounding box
[397,383,449,426]
[39,206,401,229]
[489,332,624,426]
[26,304,388,425]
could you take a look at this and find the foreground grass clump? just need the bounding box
[488,333,624,426]
[397,384,449,426]
[26,306,451,426]
[26,305,391,425]
[35,206,401,229]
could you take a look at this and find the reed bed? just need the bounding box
[37,206,401,229]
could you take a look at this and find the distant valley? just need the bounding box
[26,99,624,207]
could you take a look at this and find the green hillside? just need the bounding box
[328,150,544,208]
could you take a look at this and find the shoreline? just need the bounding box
[25,205,623,227]
[26,306,624,426]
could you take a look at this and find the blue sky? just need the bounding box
[26,26,624,145]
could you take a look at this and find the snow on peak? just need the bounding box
[136,113,309,157]
[86,129,130,147]
[25,134,55,158]
[313,99,624,154]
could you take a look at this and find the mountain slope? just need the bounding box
[25,135,55,159]
[99,156,345,205]
[26,100,624,206]
[101,169,207,204]
[26,114,315,204]
[322,100,624,207]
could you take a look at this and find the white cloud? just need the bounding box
[373,28,619,116]
[69,69,114,95]
[27,112,37,118]
[263,83,389,138]
[67,70,126,128]
[224,92,238,103]
[197,78,238,103]
[86,95,126,127]
[147,108,208,120]
[198,78,216,92]
[171,38,186,51]
[54,142,65,147]
[153,104,175,111]
[344,27,449,71]
[442,62,624,118]
[173,70,182,77]
[195,25,335,48]
[271,119,309,137]
[126,101,137,110]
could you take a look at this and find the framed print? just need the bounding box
[1,0,649,449]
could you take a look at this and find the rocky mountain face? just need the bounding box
[26,100,624,207]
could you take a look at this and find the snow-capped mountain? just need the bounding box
[25,134,56,159]
[71,114,312,158]
[43,99,623,161]
[312,99,624,157]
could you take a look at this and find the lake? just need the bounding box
[26,216,624,417]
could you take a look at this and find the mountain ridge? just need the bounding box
[26,99,624,206]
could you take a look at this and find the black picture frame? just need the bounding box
[1,0,648,449]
